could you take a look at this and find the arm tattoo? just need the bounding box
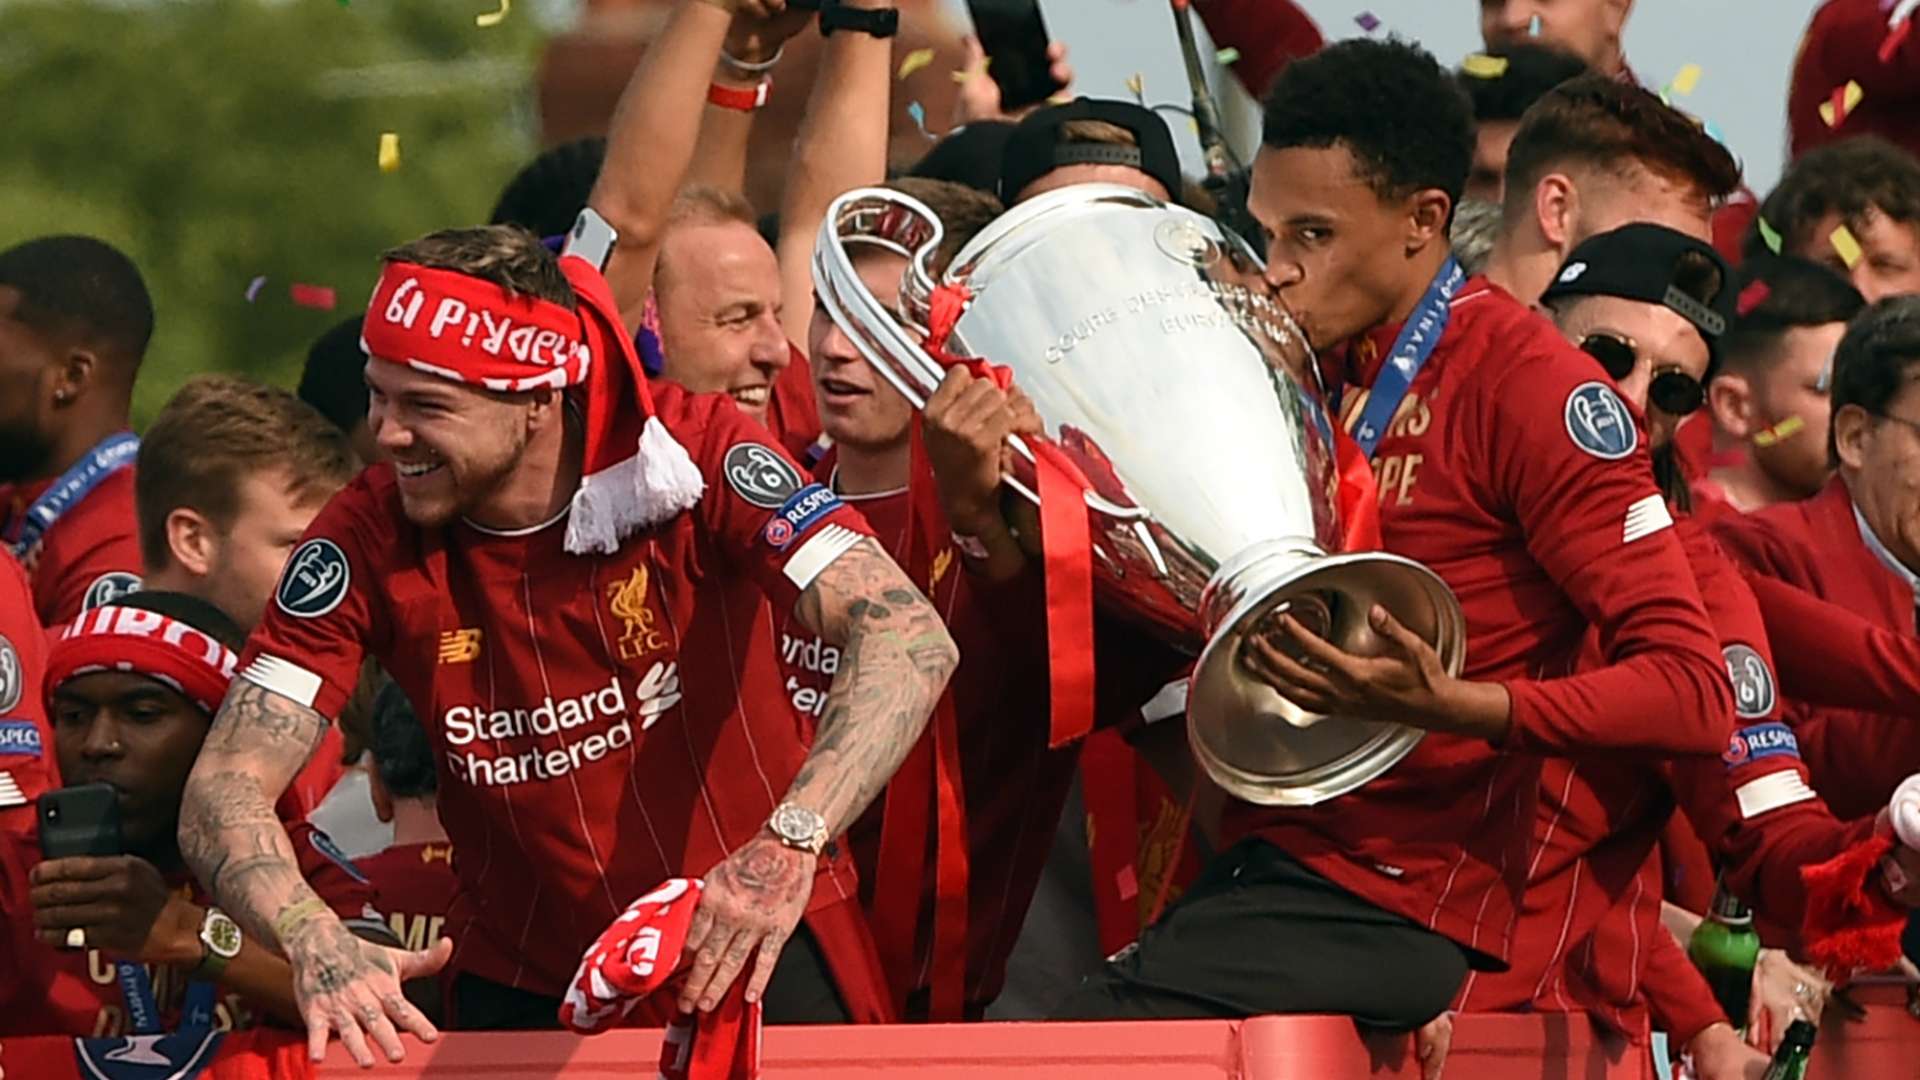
[787,538,959,832]
[179,680,335,949]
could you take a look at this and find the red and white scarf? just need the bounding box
[44,605,240,715]
[561,878,760,1080]
[361,256,704,554]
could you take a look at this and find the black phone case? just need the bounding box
[38,782,125,859]
[969,0,1060,113]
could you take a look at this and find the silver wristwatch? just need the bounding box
[767,802,829,856]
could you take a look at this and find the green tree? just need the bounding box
[0,0,543,423]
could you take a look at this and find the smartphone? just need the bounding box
[38,783,124,859]
[967,0,1064,113]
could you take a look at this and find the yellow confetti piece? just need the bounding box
[1831,223,1864,269]
[1462,53,1509,79]
[1669,63,1702,95]
[950,57,989,83]
[1752,415,1806,448]
[1214,47,1240,65]
[377,132,401,173]
[897,48,935,81]
[474,0,508,27]
[1125,72,1145,101]
[1817,79,1865,127]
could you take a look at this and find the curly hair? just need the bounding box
[1749,136,1920,263]
[1261,37,1473,210]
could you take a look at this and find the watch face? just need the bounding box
[205,913,243,958]
[771,803,824,843]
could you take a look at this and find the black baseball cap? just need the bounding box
[997,97,1183,205]
[1541,222,1739,373]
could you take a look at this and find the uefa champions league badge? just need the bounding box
[0,633,22,714]
[1721,644,1777,720]
[1563,381,1638,460]
[82,571,143,611]
[277,538,352,618]
[723,443,805,510]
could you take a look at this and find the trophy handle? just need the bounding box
[814,187,1052,506]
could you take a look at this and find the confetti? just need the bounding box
[1668,63,1702,96]
[378,131,401,173]
[1354,11,1380,33]
[949,57,989,83]
[474,0,509,27]
[1881,17,1912,63]
[907,101,934,140]
[1757,217,1784,256]
[1736,280,1771,317]
[1529,13,1542,36]
[1752,416,1806,448]
[1125,72,1145,103]
[896,47,935,80]
[290,284,338,311]
[1214,47,1240,65]
[244,276,267,303]
[1831,223,1864,269]
[1462,54,1510,79]
[1702,119,1728,149]
[1818,79,1864,127]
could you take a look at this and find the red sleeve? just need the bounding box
[288,821,397,945]
[32,469,142,628]
[691,402,876,613]
[235,475,389,721]
[1747,570,1920,713]
[1473,354,1732,756]
[1668,723,1874,934]
[1191,0,1323,98]
[0,551,52,838]
[1640,923,1726,1047]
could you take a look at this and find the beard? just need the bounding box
[396,429,529,529]
[0,423,54,484]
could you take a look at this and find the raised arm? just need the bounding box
[686,7,817,195]
[589,0,778,321]
[180,682,447,1066]
[774,0,894,346]
[676,537,957,1013]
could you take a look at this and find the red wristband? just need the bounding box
[707,78,771,112]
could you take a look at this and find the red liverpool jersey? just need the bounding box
[1,465,144,627]
[237,386,872,998]
[0,820,386,1038]
[358,841,459,953]
[0,548,53,835]
[1224,279,1730,967]
[775,465,1063,1015]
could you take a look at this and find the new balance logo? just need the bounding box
[1621,493,1673,544]
[438,628,482,664]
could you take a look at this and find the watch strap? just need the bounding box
[820,3,899,38]
[193,910,240,982]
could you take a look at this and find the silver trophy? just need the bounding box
[813,184,1466,806]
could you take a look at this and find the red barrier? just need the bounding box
[315,1013,1650,1079]
[302,1001,1920,1077]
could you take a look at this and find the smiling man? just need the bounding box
[176,222,952,1063]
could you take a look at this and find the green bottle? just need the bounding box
[1688,882,1761,1027]
[1762,1017,1816,1079]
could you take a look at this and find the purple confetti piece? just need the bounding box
[245,275,267,303]
[1354,11,1381,33]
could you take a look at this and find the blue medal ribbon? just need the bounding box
[1349,258,1463,461]
[4,431,140,560]
[115,961,220,1034]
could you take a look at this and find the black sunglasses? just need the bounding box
[1578,333,1704,417]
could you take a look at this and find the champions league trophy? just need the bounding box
[812,184,1467,806]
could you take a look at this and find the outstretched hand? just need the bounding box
[283,913,451,1066]
[679,835,816,1012]
[951,36,1074,126]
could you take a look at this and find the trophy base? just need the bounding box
[1187,541,1466,807]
